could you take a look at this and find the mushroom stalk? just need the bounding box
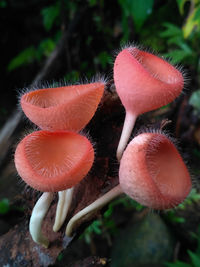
[65,184,123,237]
[116,111,137,161]
[29,192,54,248]
[53,187,74,232]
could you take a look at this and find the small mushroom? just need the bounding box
[15,130,94,247]
[20,82,104,131]
[119,132,191,209]
[114,46,184,160]
[65,132,191,237]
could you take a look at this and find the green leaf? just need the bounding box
[163,49,192,64]
[118,0,130,17]
[188,250,200,267]
[130,0,154,31]
[57,253,63,262]
[97,51,111,69]
[0,198,10,214]
[160,23,182,38]
[7,46,36,71]
[195,225,200,254]
[118,0,154,32]
[41,4,60,31]
[183,6,200,38]
[188,188,200,201]
[65,70,80,83]
[189,90,200,111]
[104,205,113,218]
[88,0,97,7]
[37,38,56,60]
[166,210,185,224]
[176,0,188,15]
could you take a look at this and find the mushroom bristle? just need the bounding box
[20,82,104,131]
[119,133,192,209]
[114,46,184,116]
[14,131,94,192]
[114,46,184,160]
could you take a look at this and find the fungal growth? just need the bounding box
[17,80,104,241]
[114,46,184,160]
[65,132,191,236]
[13,44,191,251]
[119,132,191,209]
[15,130,94,247]
[15,131,94,192]
[20,82,104,131]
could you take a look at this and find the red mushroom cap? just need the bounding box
[119,132,191,209]
[20,82,104,131]
[114,47,184,116]
[14,131,94,192]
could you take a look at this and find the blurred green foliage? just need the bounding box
[189,90,200,113]
[41,3,60,32]
[166,225,200,267]
[0,198,10,214]
[165,189,200,224]
[118,0,154,40]
[6,0,200,81]
[80,195,144,244]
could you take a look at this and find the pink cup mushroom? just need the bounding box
[114,46,184,160]
[20,81,105,131]
[15,130,94,247]
[19,80,105,235]
[119,132,191,209]
[65,132,191,237]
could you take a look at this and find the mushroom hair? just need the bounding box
[114,45,184,160]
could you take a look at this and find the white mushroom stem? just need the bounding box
[53,187,74,232]
[116,112,137,161]
[65,184,123,237]
[29,192,54,248]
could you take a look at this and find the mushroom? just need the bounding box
[20,81,104,131]
[114,46,184,160]
[119,132,191,209]
[19,80,105,234]
[65,132,191,237]
[14,130,94,247]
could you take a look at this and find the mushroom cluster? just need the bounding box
[15,45,192,246]
[14,81,105,247]
[64,45,192,237]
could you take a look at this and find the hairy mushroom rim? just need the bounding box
[15,130,94,192]
[114,46,184,160]
[119,133,192,209]
[20,82,105,131]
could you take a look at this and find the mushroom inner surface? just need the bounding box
[146,136,190,198]
[25,132,88,178]
[23,83,102,108]
[129,48,182,84]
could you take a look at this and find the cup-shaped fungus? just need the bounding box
[15,130,94,247]
[119,132,191,209]
[15,131,94,191]
[65,132,191,237]
[114,46,184,160]
[20,82,104,131]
